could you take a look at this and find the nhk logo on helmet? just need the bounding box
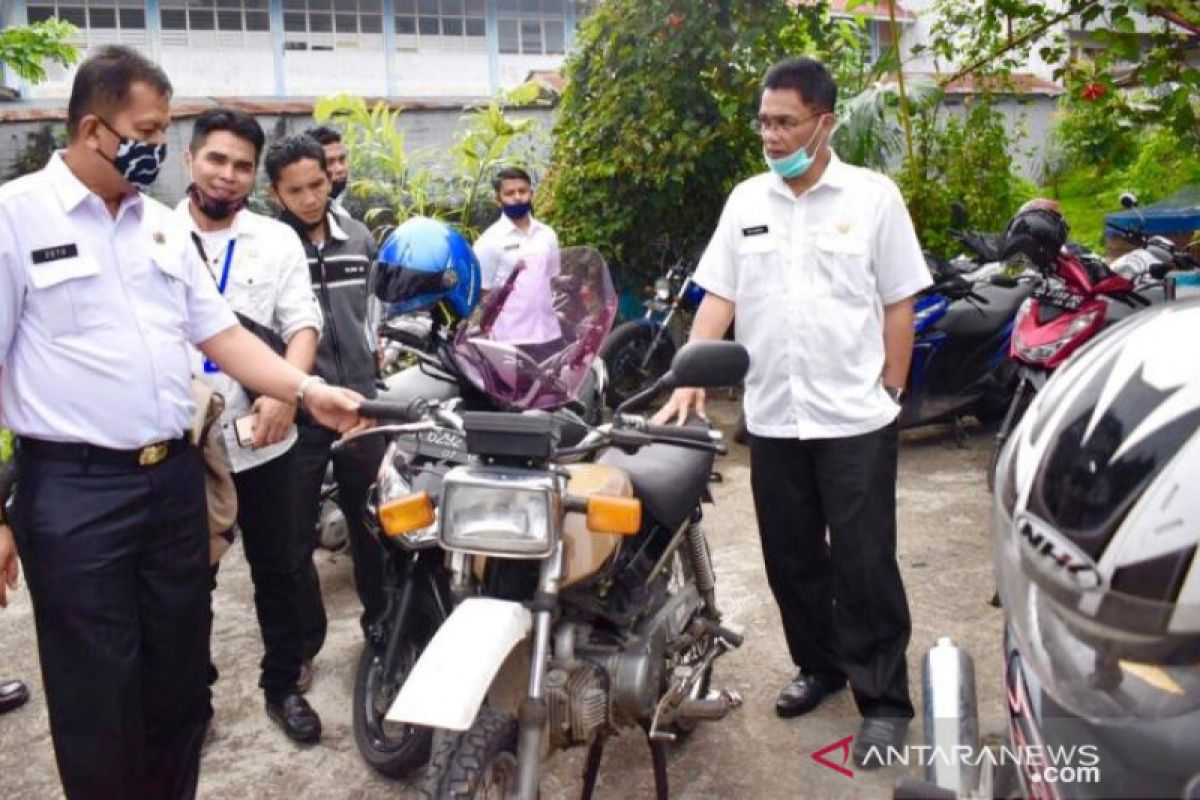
[1016,514,1103,590]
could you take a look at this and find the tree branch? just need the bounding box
[940,0,1103,87]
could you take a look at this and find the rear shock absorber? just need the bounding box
[685,521,719,618]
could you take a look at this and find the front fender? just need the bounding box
[385,597,530,731]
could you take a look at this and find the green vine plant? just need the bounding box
[0,19,78,85]
[313,82,544,241]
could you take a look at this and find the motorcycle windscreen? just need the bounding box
[452,246,617,411]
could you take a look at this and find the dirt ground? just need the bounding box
[0,400,1004,800]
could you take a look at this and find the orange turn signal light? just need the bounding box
[379,491,435,538]
[586,495,641,536]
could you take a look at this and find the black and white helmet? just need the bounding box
[993,300,1200,720]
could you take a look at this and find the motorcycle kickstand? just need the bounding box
[641,721,670,800]
[579,733,608,800]
[952,417,970,448]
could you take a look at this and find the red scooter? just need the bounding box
[985,203,1192,489]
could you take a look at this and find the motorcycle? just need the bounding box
[986,197,1198,489]
[358,261,749,798]
[900,259,1031,433]
[341,247,614,779]
[600,249,704,409]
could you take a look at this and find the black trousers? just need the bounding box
[293,422,386,659]
[229,448,310,699]
[12,446,209,800]
[749,422,914,719]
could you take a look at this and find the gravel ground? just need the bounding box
[0,400,1004,799]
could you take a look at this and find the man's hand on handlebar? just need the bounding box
[652,387,707,426]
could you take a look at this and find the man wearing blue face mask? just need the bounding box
[0,46,365,799]
[655,57,931,767]
[472,166,563,362]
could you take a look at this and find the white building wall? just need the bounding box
[158,47,279,97]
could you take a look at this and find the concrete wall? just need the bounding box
[0,104,557,205]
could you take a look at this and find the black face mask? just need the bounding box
[278,202,328,236]
[330,178,348,199]
[187,183,246,221]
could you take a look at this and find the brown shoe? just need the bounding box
[297,660,314,695]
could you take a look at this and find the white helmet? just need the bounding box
[993,299,1200,721]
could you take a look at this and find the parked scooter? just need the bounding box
[900,258,1031,432]
[987,198,1197,488]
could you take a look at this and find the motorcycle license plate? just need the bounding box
[398,429,469,462]
[1033,286,1083,310]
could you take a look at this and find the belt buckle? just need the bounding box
[138,442,169,467]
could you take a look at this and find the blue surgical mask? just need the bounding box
[502,201,533,220]
[764,118,827,180]
[98,117,167,189]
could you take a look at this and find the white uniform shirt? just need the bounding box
[0,153,237,449]
[473,214,561,345]
[694,155,931,439]
[174,201,323,473]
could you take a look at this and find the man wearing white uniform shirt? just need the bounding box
[473,166,563,361]
[656,57,931,766]
[0,47,362,799]
[176,108,326,743]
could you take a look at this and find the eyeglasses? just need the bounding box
[751,112,826,134]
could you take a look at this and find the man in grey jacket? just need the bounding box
[264,136,385,679]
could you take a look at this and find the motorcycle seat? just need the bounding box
[598,420,715,532]
[936,283,1030,338]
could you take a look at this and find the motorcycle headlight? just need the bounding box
[1014,309,1099,363]
[439,466,559,558]
[654,277,671,302]
[374,444,439,549]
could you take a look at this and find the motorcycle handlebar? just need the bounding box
[359,398,429,423]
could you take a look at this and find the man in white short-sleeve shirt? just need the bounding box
[473,166,563,360]
[656,56,931,767]
[0,47,361,799]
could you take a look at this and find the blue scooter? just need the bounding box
[899,263,1031,432]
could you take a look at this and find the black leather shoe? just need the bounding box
[775,672,846,718]
[265,693,322,744]
[0,680,29,715]
[852,717,910,769]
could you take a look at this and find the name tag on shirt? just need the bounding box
[30,243,79,264]
[503,243,521,252]
[742,225,769,237]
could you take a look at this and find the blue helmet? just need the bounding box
[373,216,481,318]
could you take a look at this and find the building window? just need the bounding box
[395,0,486,52]
[27,0,148,47]
[498,0,565,56]
[159,0,272,48]
[282,0,384,51]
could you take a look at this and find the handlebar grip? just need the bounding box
[359,398,427,423]
[640,422,715,443]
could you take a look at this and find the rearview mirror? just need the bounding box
[662,341,749,390]
[1120,192,1139,210]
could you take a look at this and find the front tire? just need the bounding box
[600,321,675,409]
[420,708,519,800]
[352,587,442,778]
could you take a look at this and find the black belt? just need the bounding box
[17,436,191,468]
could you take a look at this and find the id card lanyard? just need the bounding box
[192,232,237,373]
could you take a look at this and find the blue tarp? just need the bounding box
[1105,187,1200,237]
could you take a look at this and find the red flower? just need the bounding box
[1080,82,1107,101]
[667,12,684,29]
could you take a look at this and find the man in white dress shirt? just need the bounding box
[0,47,361,799]
[656,57,931,766]
[472,166,563,362]
[176,107,326,743]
